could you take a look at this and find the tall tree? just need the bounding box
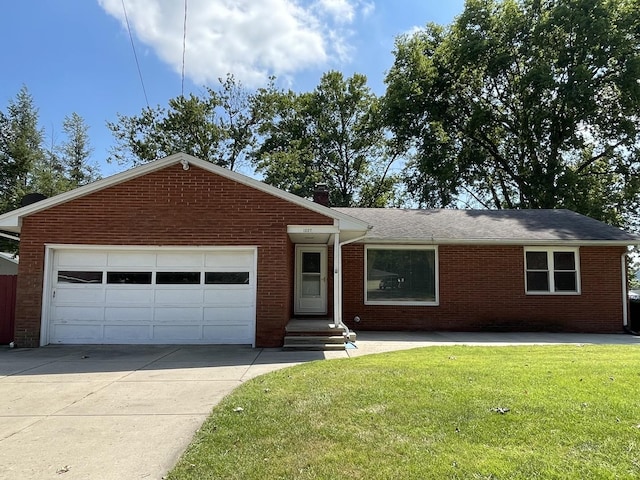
[0,86,44,213]
[60,112,99,186]
[254,71,403,207]
[107,74,257,170]
[384,0,640,224]
[29,127,69,198]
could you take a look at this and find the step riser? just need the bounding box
[282,344,347,351]
[284,318,354,351]
[284,336,345,345]
[286,331,345,336]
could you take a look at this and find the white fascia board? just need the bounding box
[0,221,20,233]
[0,152,371,233]
[358,237,639,246]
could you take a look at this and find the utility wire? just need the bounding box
[181,0,188,97]
[121,0,149,107]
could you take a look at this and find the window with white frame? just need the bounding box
[524,248,580,294]
[365,246,438,305]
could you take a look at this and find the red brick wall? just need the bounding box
[14,164,334,347]
[342,244,627,333]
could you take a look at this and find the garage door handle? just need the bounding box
[52,290,56,299]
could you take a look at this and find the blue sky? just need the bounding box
[1,1,465,177]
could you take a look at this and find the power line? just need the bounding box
[181,0,188,97]
[121,0,149,107]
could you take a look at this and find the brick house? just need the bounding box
[334,209,638,334]
[0,153,637,348]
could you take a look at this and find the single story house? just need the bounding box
[0,153,637,348]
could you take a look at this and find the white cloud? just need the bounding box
[402,25,424,38]
[360,1,375,18]
[98,0,368,87]
[315,0,355,23]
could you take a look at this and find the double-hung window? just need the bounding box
[524,248,580,294]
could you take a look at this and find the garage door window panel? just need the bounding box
[156,272,201,284]
[205,272,250,285]
[57,271,103,284]
[107,272,152,284]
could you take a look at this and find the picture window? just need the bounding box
[365,247,437,305]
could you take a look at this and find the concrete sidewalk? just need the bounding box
[347,330,640,356]
[0,332,638,479]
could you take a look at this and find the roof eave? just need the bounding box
[359,237,640,246]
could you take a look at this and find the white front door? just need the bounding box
[294,245,327,315]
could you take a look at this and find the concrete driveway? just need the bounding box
[1,333,638,479]
[0,345,342,480]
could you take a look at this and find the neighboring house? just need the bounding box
[0,252,18,275]
[0,153,637,348]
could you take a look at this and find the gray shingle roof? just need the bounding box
[333,208,640,244]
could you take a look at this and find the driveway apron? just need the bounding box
[0,345,337,480]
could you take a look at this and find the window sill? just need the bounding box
[525,291,581,296]
[365,301,440,306]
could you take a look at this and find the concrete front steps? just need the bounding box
[283,318,356,351]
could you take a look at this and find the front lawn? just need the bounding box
[167,345,640,479]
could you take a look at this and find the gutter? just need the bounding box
[363,237,638,247]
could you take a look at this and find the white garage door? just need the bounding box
[46,247,256,345]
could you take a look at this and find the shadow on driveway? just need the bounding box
[0,344,334,377]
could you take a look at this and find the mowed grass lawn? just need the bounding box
[168,345,640,479]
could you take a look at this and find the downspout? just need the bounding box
[622,252,638,335]
[333,230,370,341]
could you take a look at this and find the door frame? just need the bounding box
[294,245,328,315]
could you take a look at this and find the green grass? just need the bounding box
[167,345,640,479]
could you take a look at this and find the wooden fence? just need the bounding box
[0,275,17,344]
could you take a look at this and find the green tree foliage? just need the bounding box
[29,113,100,197]
[60,112,99,187]
[385,0,640,225]
[107,74,257,171]
[0,86,44,213]
[0,88,98,253]
[29,131,69,198]
[253,71,403,207]
[0,88,98,217]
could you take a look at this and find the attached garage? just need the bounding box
[0,154,356,348]
[42,246,257,345]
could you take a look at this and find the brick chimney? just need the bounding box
[313,183,330,207]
